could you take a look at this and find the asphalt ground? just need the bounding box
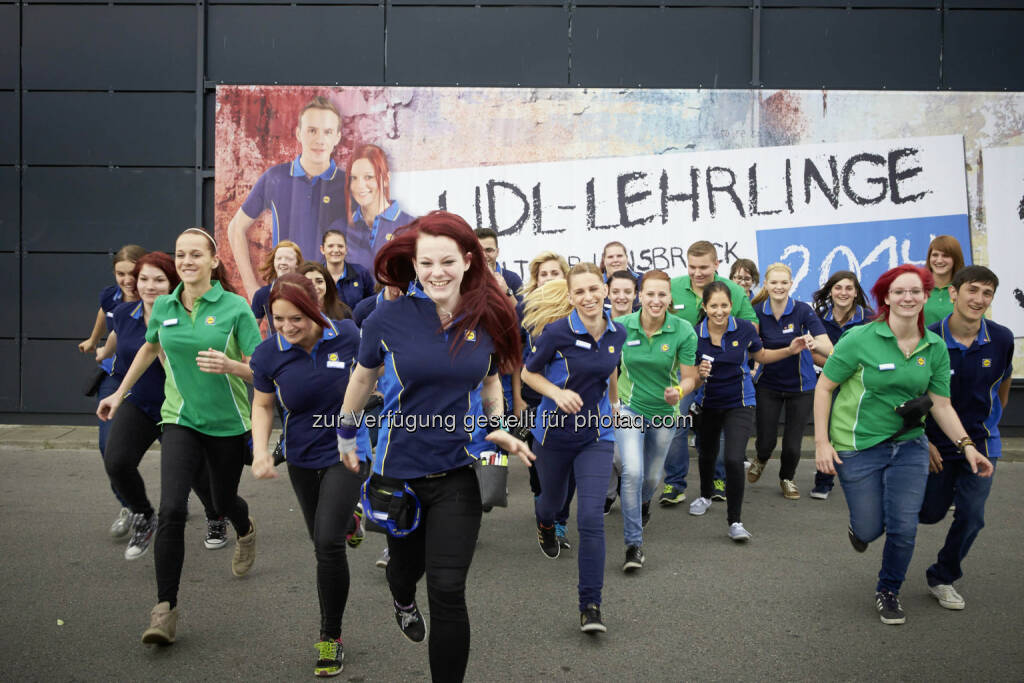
[1,437,1022,681]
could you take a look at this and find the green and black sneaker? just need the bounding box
[314,638,343,677]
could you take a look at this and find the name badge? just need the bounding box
[326,360,346,369]
[575,340,592,350]
[674,304,685,310]
[106,311,114,318]
[878,363,895,371]
[782,324,795,334]
[701,354,715,363]
[626,340,641,347]
[950,369,956,375]
[163,318,178,327]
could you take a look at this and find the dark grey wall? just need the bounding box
[3,1,1024,419]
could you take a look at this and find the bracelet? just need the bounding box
[954,436,975,453]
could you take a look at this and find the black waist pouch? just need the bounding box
[891,395,933,440]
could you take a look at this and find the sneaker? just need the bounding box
[141,601,177,644]
[747,458,766,483]
[809,484,830,500]
[875,590,906,625]
[623,545,644,572]
[110,507,131,538]
[658,483,685,506]
[641,501,651,528]
[848,526,868,553]
[580,603,606,633]
[394,601,426,642]
[928,583,965,610]
[728,522,752,542]
[314,638,344,677]
[689,496,712,516]
[125,513,156,561]
[375,547,390,569]
[780,479,800,500]
[537,523,560,559]
[603,497,615,515]
[231,517,256,577]
[555,523,571,550]
[710,479,727,501]
[204,517,228,550]
[346,505,365,549]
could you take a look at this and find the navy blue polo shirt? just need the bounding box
[496,262,524,301]
[240,157,348,268]
[358,284,498,479]
[250,319,370,469]
[755,297,826,393]
[925,316,1014,460]
[603,268,642,311]
[346,200,415,274]
[250,283,276,335]
[99,285,125,373]
[110,301,165,423]
[333,261,375,312]
[695,316,763,410]
[819,304,873,346]
[352,291,385,328]
[525,309,625,448]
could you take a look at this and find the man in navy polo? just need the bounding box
[227,96,348,298]
[919,265,1013,611]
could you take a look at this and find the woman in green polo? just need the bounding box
[923,234,965,326]
[98,227,262,645]
[814,264,992,626]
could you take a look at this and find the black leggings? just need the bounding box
[102,400,217,519]
[155,424,251,607]
[387,466,481,683]
[754,386,814,481]
[697,406,755,524]
[288,460,367,641]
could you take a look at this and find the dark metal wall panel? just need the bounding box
[762,1,936,6]
[761,9,940,90]
[386,6,567,86]
[944,10,1024,91]
[207,6,385,84]
[0,92,16,163]
[572,7,751,88]
[393,0,561,5]
[23,6,196,91]
[23,253,114,339]
[0,340,18,411]
[0,5,18,90]
[0,253,18,337]
[947,1,1024,7]
[22,340,99,413]
[577,0,747,6]
[204,91,215,169]
[0,167,17,251]
[23,93,194,166]
[22,168,194,253]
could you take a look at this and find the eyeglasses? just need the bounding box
[732,275,753,283]
[889,288,925,298]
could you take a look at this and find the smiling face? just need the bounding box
[114,259,138,300]
[295,108,342,168]
[929,250,954,278]
[703,290,732,327]
[273,247,300,278]
[830,277,857,311]
[730,267,754,295]
[414,234,471,308]
[271,298,320,350]
[536,259,564,287]
[569,272,608,320]
[951,280,995,325]
[304,270,328,305]
[763,268,792,303]
[603,245,628,274]
[136,264,171,306]
[350,158,385,212]
[608,277,636,316]
[687,253,719,289]
[884,272,926,322]
[174,233,218,287]
[320,233,347,266]
[640,279,671,320]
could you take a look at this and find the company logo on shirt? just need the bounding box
[783,324,795,334]
[386,233,394,241]
[465,330,476,342]
[205,316,216,325]
[732,340,739,347]
[328,353,339,362]
[661,343,669,352]
[608,346,615,353]
[982,358,992,367]
[916,357,926,366]
[323,195,331,204]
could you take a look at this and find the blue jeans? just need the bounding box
[919,458,996,586]
[836,435,930,594]
[97,373,128,507]
[615,407,676,547]
[662,392,725,489]
[534,439,614,609]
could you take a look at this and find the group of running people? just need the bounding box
[81,221,1008,680]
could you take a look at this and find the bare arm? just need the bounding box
[227,207,262,298]
[78,308,106,353]
[196,349,254,383]
[250,389,278,479]
[482,372,535,467]
[95,331,118,363]
[337,363,380,472]
[96,341,160,420]
[998,377,1012,409]
[813,376,842,475]
[608,369,619,408]
[521,366,583,414]
[751,334,812,364]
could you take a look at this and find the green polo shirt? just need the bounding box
[822,320,950,452]
[669,274,757,328]
[924,284,953,327]
[146,281,262,436]
[616,311,698,419]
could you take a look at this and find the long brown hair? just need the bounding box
[298,261,352,320]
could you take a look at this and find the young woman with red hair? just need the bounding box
[248,273,369,677]
[343,144,414,273]
[336,211,533,683]
[814,264,992,625]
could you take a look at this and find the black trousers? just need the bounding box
[102,400,216,519]
[696,406,755,525]
[386,466,481,683]
[288,460,367,641]
[754,385,814,481]
[155,424,251,607]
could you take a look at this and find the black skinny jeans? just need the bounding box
[386,466,482,683]
[103,400,217,519]
[754,385,814,481]
[155,424,251,608]
[288,460,367,641]
[696,406,755,524]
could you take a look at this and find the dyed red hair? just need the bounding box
[269,273,327,330]
[133,252,180,291]
[870,264,934,335]
[373,211,522,373]
[345,144,392,225]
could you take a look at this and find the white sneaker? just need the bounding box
[928,583,965,610]
[110,507,131,538]
[729,522,752,542]
[688,497,712,516]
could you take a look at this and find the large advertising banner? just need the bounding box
[983,146,1024,337]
